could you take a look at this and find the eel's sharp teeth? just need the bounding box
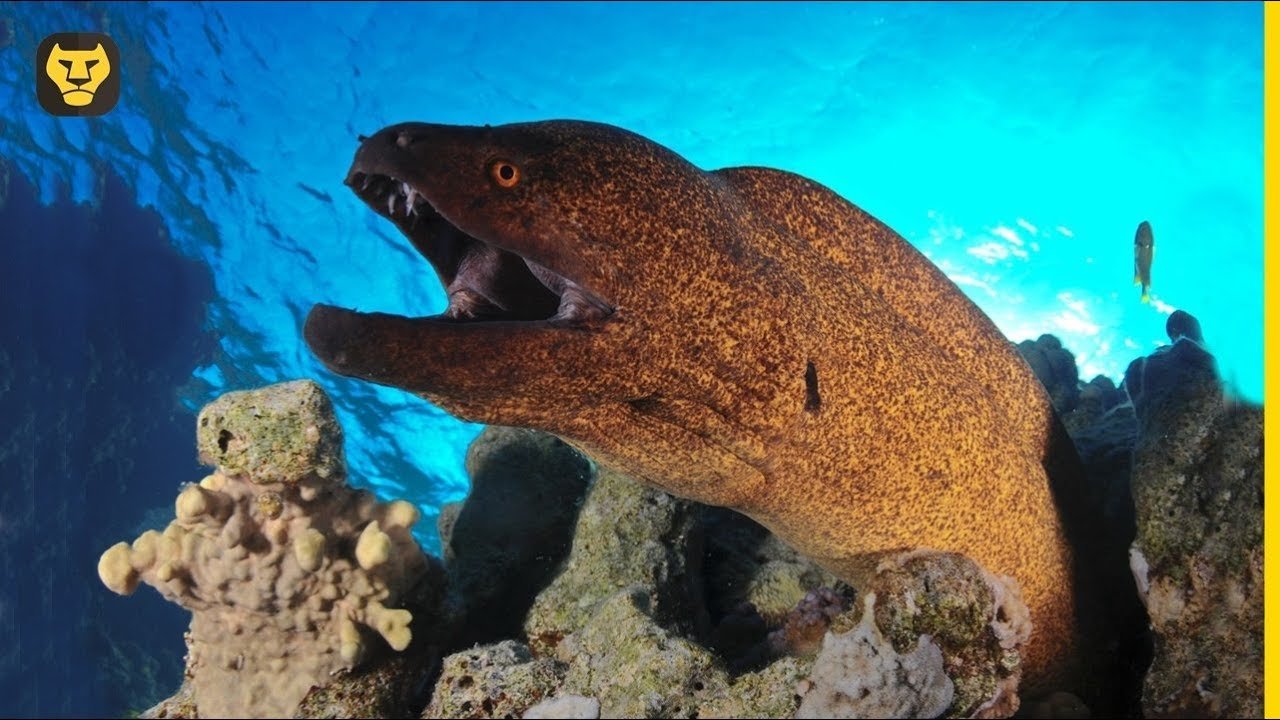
[406,188,417,208]
[361,176,371,191]
[387,194,396,215]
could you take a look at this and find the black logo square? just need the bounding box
[36,32,121,117]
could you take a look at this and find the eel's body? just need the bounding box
[304,120,1125,700]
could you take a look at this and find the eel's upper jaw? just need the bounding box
[340,160,615,327]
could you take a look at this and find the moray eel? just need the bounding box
[304,120,1129,702]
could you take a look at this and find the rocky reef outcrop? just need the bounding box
[1016,310,1262,718]
[116,308,1260,718]
[99,380,445,718]
[1123,312,1262,718]
[521,466,709,654]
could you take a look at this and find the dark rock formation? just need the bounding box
[1165,309,1204,344]
[1017,334,1081,414]
[1124,320,1262,718]
[443,426,594,644]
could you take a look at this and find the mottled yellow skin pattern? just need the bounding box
[306,121,1095,695]
[556,166,1077,690]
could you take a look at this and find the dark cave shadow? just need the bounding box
[0,160,216,718]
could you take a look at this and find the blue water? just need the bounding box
[0,2,1263,717]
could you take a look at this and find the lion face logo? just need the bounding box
[45,43,112,107]
[36,33,121,116]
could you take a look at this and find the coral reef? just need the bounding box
[1164,309,1204,344]
[1018,337,1146,682]
[694,656,815,719]
[1124,316,1262,718]
[699,505,847,672]
[137,680,196,719]
[440,466,1027,719]
[1016,335,1140,549]
[1062,375,1137,537]
[291,635,446,719]
[99,380,444,718]
[117,308,1260,718]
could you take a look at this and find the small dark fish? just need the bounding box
[1133,221,1154,303]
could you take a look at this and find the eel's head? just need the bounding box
[304,120,753,431]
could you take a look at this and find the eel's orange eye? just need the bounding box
[490,160,520,188]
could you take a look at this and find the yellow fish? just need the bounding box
[1133,220,1154,303]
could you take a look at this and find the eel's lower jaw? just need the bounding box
[302,303,614,402]
[303,303,472,395]
[301,304,505,389]
[303,304,382,380]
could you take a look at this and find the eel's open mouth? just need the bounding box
[346,168,615,326]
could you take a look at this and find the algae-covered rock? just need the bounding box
[1064,374,1130,437]
[798,594,955,719]
[1022,691,1092,719]
[1124,326,1262,718]
[828,551,1029,718]
[699,507,848,673]
[699,506,844,672]
[524,469,706,654]
[446,427,594,642]
[695,655,813,719]
[195,379,344,485]
[1021,334,1141,549]
[557,589,729,719]
[423,640,566,719]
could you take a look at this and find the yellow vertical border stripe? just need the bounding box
[1267,2,1278,718]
